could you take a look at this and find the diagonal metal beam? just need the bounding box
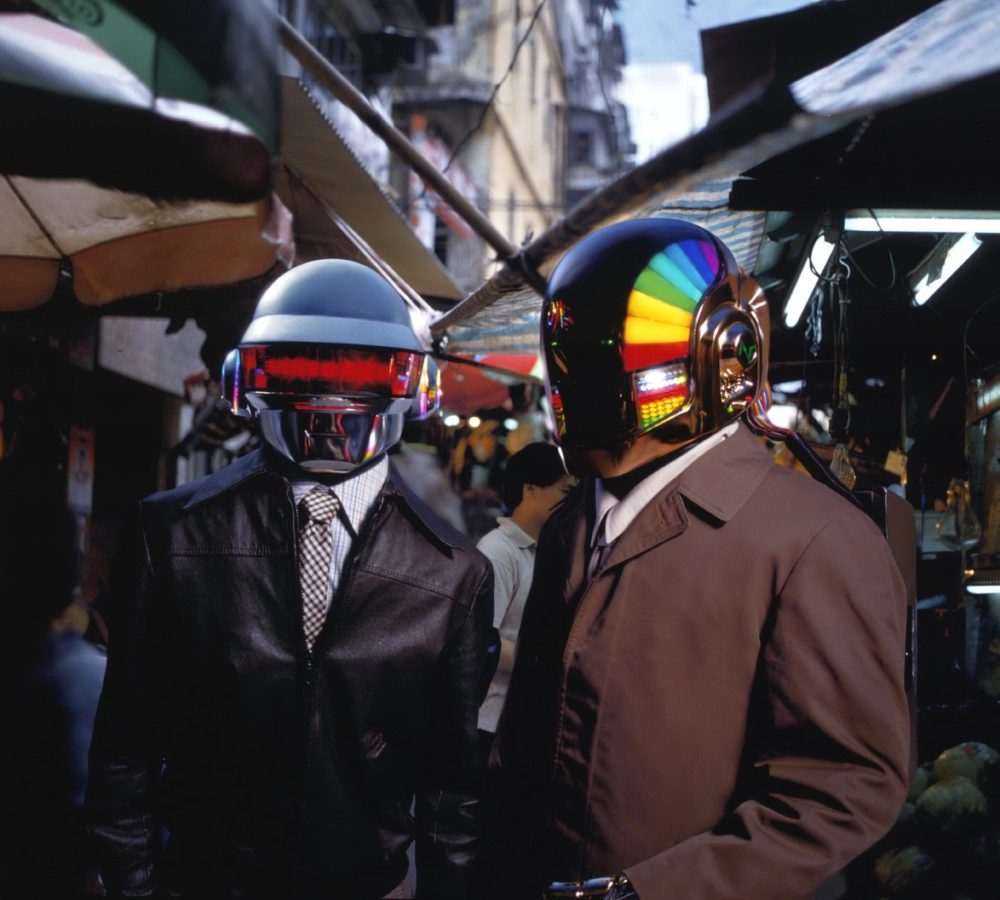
[277,16,546,293]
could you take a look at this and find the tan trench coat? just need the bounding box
[493,424,909,900]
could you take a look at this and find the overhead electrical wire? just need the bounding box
[842,207,898,291]
[438,0,551,178]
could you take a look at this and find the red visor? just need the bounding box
[239,345,422,398]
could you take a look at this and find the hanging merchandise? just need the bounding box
[829,243,857,490]
[805,300,823,359]
[805,284,823,359]
[830,441,857,490]
[936,477,982,550]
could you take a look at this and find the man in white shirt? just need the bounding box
[477,442,575,737]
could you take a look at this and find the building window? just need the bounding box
[570,131,592,163]
[302,9,362,87]
[433,215,449,265]
[416,0,456,27]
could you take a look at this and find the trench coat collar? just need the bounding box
[598,423,774,574]
[675,422,775,522]
[179,445,462,550]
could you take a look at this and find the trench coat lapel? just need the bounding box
[597,424,774,575]
[599,490,688,574]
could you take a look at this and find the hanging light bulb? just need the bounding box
[831,443,856,489]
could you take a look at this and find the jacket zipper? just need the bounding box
[289,480,390,843]
[302,495,390,759]
[287,483,315,832]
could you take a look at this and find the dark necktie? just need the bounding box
[589,511,613,580]
[298,486,341,649]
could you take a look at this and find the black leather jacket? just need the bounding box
[86,448,495,899]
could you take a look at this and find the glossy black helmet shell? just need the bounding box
[542,217,768,451]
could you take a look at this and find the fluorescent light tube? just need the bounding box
[909,232,982,306]
[964,567,1000,594]
[845,209,1000,233]
[783,233,836,328]
[966,582,1000,595]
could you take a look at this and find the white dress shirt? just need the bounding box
[291,455,388,611]
[476,517,537,732]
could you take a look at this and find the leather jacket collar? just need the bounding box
[180,445,462,551]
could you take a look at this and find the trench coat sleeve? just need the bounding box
[85,516,165,898]
[625,510,910,900]
[414,562,495,900]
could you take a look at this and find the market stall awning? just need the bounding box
[0,174,292,310]
[2,2,278,201]
[431,0,1000,356]
[0,11,292,312]
[277,76,463,303]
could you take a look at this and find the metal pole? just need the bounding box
[277,16,542,292]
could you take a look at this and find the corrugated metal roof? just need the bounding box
[791,0,1000,116]
[278,76,463,301]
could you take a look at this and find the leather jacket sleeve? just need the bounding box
[414,561,494,900]
[85,518,165,898]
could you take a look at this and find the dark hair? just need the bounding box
[502,442,565,511]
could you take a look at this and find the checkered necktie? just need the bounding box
[298,486,341,650]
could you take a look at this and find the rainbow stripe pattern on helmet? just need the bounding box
[624,237,723,428]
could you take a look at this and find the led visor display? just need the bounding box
[239,345,422,398]
[633,361,689,430]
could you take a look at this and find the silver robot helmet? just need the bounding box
[238,259,425,473]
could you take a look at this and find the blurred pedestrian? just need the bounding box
[476,442,574,743]
[2,479,106,900]
[390,425,468,534]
